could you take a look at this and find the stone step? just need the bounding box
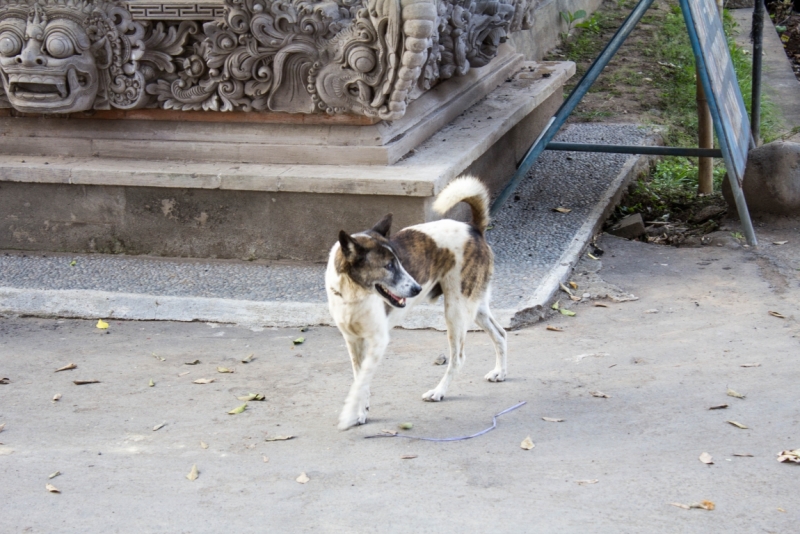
[0,61,574,262]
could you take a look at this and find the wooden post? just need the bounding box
[696,79,714,194]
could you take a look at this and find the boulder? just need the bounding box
[723,141,800,216]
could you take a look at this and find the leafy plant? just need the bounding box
[575,13,602,34]
[560,9,587,39]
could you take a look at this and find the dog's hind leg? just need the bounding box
[475,298,507,382]
[422,298,470,402]
[339,332,388,430]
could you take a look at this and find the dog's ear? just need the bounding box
[371,213,392,237]
[338,230,364,260]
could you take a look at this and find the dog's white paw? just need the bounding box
[422,389,445,402]
[338,409,367,430]
[484,368,507,382]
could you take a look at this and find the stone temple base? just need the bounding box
[0,61,574,262]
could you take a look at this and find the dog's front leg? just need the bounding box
[343,335,370,411]
[338,333,388,430]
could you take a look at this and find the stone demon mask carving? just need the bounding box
[0,0,146,112]
[0,0,535,118]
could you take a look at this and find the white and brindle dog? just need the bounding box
[326,176,508,430]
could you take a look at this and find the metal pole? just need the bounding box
[546,142,722,157]
[751,0,765,144]
[490,0,657,216]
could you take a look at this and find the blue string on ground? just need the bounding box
[364,401,527,442]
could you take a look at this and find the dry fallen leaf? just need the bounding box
[45,484,60,493]
[726,388,746,399]
[200,441,208,449]
[699,452,713,465]
[569,281,578,290]
[186,464,199,481]
[381,429,398,436]
[670,500,715,511]
[264,435,294,442]
[576,479,598,485]
[193,378,215,384]
[72,380,99,385]
[594,302,608,308]
[553,207,572,214]
[559,282,574,296]
[740,363,761,368]
[217,367,234,374]
[153,422,166,431]
[773,241,788,245]
[726,420,748,429]
[733,453,753,457]
[262,455,269,463]
[96,319,109,329]
[778,507,786,512]
[228,403,247,415]
[236,393,265,401]
[400,454,418,460]
[48,471,61,479]
[644,309,659,314]
[546,326,563,332]
[590,391,610,398]
[52,394,61,402]
[0,378,9,384]
[768,311,786,319]
[178,371,190,377]
[0,423,5,433]
[575,352,609,362]
[777,449,800,463]
[433,354,447,365]
[587,253,599,260]
[148,379,155,387]
[560,309,576,317]
[152,353,165,362]
[551,300,560,310]
[542,417,564,422]
[296,472,309,484]
[520,436,535,450]
[184,360,200,365]
[708,404,728,410]
[55,363,77,372]
[241,353,255,363]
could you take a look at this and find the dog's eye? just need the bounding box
[385,261,393,271]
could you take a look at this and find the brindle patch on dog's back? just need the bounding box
[461,226,493,297]
[391,229,455,285]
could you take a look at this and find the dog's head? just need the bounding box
[337,214,422,308]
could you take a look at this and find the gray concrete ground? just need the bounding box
[1,225,799,533]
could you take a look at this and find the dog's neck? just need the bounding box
[329,274,374,305]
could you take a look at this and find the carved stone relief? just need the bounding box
[0,0,534,118]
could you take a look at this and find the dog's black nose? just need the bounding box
[410,284,422,297]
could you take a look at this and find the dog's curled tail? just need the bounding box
[433,176,491,233]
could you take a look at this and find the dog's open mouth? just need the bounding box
[376,284,406,308]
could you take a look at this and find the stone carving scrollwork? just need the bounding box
[0,0,535,118]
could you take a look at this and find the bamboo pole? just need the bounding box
[696,80,714,194]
